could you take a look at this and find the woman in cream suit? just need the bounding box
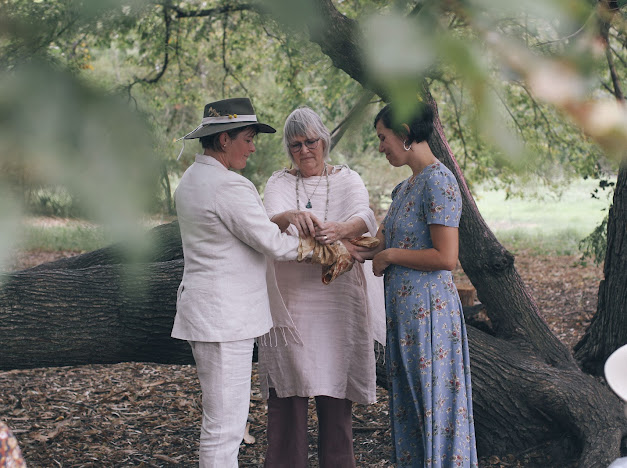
[172,97,312,468]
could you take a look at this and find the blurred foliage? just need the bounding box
[0,0,161,262]
[1,0,624,264]
[579,212,609,264]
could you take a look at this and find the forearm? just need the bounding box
[338,217,369,239]
[270,211,293,232]
[352,223,385,260]
[382,247,457,272]
[373,225,459,275]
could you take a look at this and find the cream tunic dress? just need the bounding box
[258,165,385,405]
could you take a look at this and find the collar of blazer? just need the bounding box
[195,153,227,168]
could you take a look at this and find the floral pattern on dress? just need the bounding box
[382,162,478,468]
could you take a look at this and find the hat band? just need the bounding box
[176,114,260,160]
[201,114,257,124]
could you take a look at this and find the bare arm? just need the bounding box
[315,217,369,244]
[372,224,459,276]
[270,210,322,237]
[314,168,378,244]
[351,223,386,261]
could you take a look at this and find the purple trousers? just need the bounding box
[264,388,357,468]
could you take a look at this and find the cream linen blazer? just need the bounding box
[171,154,299,342]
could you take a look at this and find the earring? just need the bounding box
[403,140,411,151]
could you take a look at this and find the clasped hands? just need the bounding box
[286,210,360,261]
[287,210,341,243]
[290,210,380,283]
[297,235,381,284]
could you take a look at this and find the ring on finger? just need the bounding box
[323,235,328,241]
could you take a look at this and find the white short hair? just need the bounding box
[283,106,331,164]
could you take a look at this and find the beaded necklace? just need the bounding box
[296,164,329,222]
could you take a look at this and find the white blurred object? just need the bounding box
[605,346,627,468]
[604,343,627,419]
[608,458,627,468]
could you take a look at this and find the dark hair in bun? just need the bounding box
[374,103,434,144]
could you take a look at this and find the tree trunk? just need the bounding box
[1,1,626,465]
[575,162,627,373]
[1,221,186,367]
[301,1,627,464]
[1,260,190,369]
[430,101,624,467]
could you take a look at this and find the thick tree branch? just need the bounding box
[330,90,376,150]
[574,162,627,373]
[599,1,624,101]
[168,2,262,18]
[306,0,369,90]
[128,6,172,90]
[440,79,472,171]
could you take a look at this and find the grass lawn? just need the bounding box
[11,179,613,259]
[13,215,176,254]
[17,219,111,253]
[471,178,611,256]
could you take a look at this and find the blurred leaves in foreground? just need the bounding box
[0,0,624,269]
[360,0,626,164]
[0,0,160,265]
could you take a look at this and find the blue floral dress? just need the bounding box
[382,162,478,468]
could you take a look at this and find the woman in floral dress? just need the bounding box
[356,102,478,467]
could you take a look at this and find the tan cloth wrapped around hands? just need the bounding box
[298,235,380,284]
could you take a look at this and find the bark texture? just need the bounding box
[1,1,626,466]
[297,2,627,465]
[575,163,627,374]
[1,260,189,368]
[24,221,183,272]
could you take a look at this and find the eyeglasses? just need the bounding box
[288,138,321,154]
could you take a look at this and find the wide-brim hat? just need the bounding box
[180,97,276,140]
[605,344,627,401]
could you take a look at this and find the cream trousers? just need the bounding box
[189,339,254,468]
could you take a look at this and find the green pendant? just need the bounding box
[306,200,312,209]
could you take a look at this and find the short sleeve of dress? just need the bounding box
[422,167,462,228]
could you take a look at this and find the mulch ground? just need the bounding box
[0,249,602,467]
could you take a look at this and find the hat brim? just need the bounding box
[184,121,276,139]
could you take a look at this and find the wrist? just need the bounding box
[382,248,394,266]
[338,222,348,239]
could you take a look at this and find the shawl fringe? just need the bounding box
[258,326,304,347]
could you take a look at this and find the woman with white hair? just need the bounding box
[258,106,385,467]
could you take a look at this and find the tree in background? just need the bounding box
[574,1,627,376]
[0,0,162,266]
[3,0,619,208]
[1,0,626,466]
